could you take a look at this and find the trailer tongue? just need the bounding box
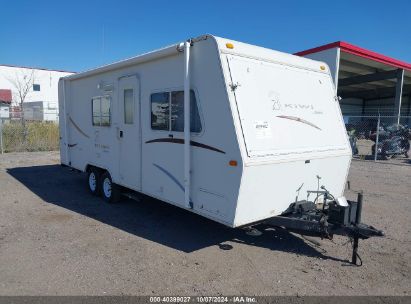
[263,191,383,265]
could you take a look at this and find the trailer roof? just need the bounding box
[64,43,180,81]
[65,35,330,82]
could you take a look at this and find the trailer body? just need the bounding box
[59,35,351,228]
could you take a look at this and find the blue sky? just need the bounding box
[1,0,410,72]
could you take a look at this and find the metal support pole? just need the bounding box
[352,192,363,265]
[0,118,3,154]
[394,69,404,125]
[408,95,411,126]
[183,40,192,209]
[374,114,380,162]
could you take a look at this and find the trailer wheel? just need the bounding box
[87,168,101,196]
[100,171,121,203]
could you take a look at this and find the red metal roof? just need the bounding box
[0,89,12,104]
[295,41,411,72]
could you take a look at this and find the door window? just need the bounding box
[124,89,134,124]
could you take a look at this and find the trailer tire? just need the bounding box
[87,168,101,196]
[100,171,121,203]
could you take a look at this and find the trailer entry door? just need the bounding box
[227,55,348,157]
[118,75,141,189]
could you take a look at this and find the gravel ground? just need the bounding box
[0,151,410,296]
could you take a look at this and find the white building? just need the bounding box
[0,64,74,122]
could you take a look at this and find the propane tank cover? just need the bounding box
[336,196,349,207]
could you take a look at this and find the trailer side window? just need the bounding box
[171,90,202,133]
[92,96,111,126]
[150,90,202,133]
[151,92,169,130]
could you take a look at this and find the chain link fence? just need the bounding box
[1,109,410,162]
[344,115,411,161]
[0,112,59,154]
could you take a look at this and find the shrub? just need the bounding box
[1,121,59,152]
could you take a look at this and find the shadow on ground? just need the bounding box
[7,165,346,261]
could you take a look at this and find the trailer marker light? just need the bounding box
[320,65,326,70]
[226,43,234,49]
[229,160,238,166]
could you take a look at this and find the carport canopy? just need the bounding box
[296,42,411,123]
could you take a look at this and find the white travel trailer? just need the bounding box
[59,34,352,226]
[59,35,382,262]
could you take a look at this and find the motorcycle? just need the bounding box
[372,125,410,160]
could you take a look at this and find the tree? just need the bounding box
[7,69,36,127]
[7,69,36,142]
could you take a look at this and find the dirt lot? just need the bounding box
[0,151,410,296]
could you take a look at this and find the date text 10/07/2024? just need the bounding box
[149,296,257,303]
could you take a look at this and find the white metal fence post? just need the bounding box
[0,118,3,154]
[374,114,380,162]
[394,69,404,126]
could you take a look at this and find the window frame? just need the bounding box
[91,95,111,127]
[150,88,203,135]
